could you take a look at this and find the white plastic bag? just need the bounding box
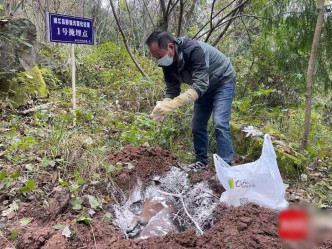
[213,134,288,210]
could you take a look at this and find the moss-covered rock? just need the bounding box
[0,18,37,78]
[230,121,306,179]
[0,66,48,107]
[40,67,62,89]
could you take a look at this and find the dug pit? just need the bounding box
[112,167,219,240]
[1,145,331,249]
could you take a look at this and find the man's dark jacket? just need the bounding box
[162,36,236,98]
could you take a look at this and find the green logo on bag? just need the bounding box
[235,179,255,188]
[228,178,255,189]
[228,179,234,189]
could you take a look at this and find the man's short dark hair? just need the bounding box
[145,30,175,49]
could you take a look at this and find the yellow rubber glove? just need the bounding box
[149,98,172,121]
[150,101,167,121]
[150,89,199,121]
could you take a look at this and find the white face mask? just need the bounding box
[157,46,173,67]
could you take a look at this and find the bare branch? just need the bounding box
[211,8,239,46]
[210,0,217,32]
[110,0,150,80]
[165,0,172,15]
[195,13,261,41]
[19,102,59,114]
[157,190,204,234]
[192,0,237,39]
[142,0,156,29]
[205,0,250,43]
[168,0,181,14]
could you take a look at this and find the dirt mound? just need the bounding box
[130,203,280,248]
[17,226,57,249]
[15,219,121,249]
[11,205,122,249]
[109,145,176,189]
[2,201,332,249]
[200,203,280,248]
[133,203,332,249]
[1,146,331,249]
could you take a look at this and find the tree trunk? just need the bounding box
[157,0,180,31]
[5,0,13,15]
[182,0,197,32]
[158,0,169,31]
[109,0,150,80]
[142,0,156,29]
[176,0,184,36]
[44,0,49,42]
[300,0,324,151]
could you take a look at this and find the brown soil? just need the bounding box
[47,189,70,219]
[108,145,176,189]
[2,199,332,249]
[131,203,281,249]
[126,203,331,249]
[1,147,331,249]
[189,165,224,196]
[1,202,123,249]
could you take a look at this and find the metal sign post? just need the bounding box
[70,43,77,126]
[46,12,94,126]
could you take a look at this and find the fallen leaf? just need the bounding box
[103,212,112,223]
[281,146,291,154]
[284,183,289,190]
[75,215,92,224]
[20,218,32,226]
[11,230,18,240]
[87,195,102,209]
[126,162,135,170]
[1,201,19,218]
[70,197,83,210]
[62,225,71,238]
[52,224,66,230]
[88,209,95,216]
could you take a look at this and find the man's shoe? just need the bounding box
[188,161,208,172]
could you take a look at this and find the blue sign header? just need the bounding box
[47,12,94,45]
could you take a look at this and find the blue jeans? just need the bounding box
[191,81,236,165]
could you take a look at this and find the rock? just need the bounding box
[239,216,252,225]
[0,18,48,107]
[42,232,67,249]
[0,219,7,229]
[0,66,48,107]
[301,173,308,182]
[0,18,37,78]
[48,188,70,219]
[237,221,248,231]
[230,121,305,179]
